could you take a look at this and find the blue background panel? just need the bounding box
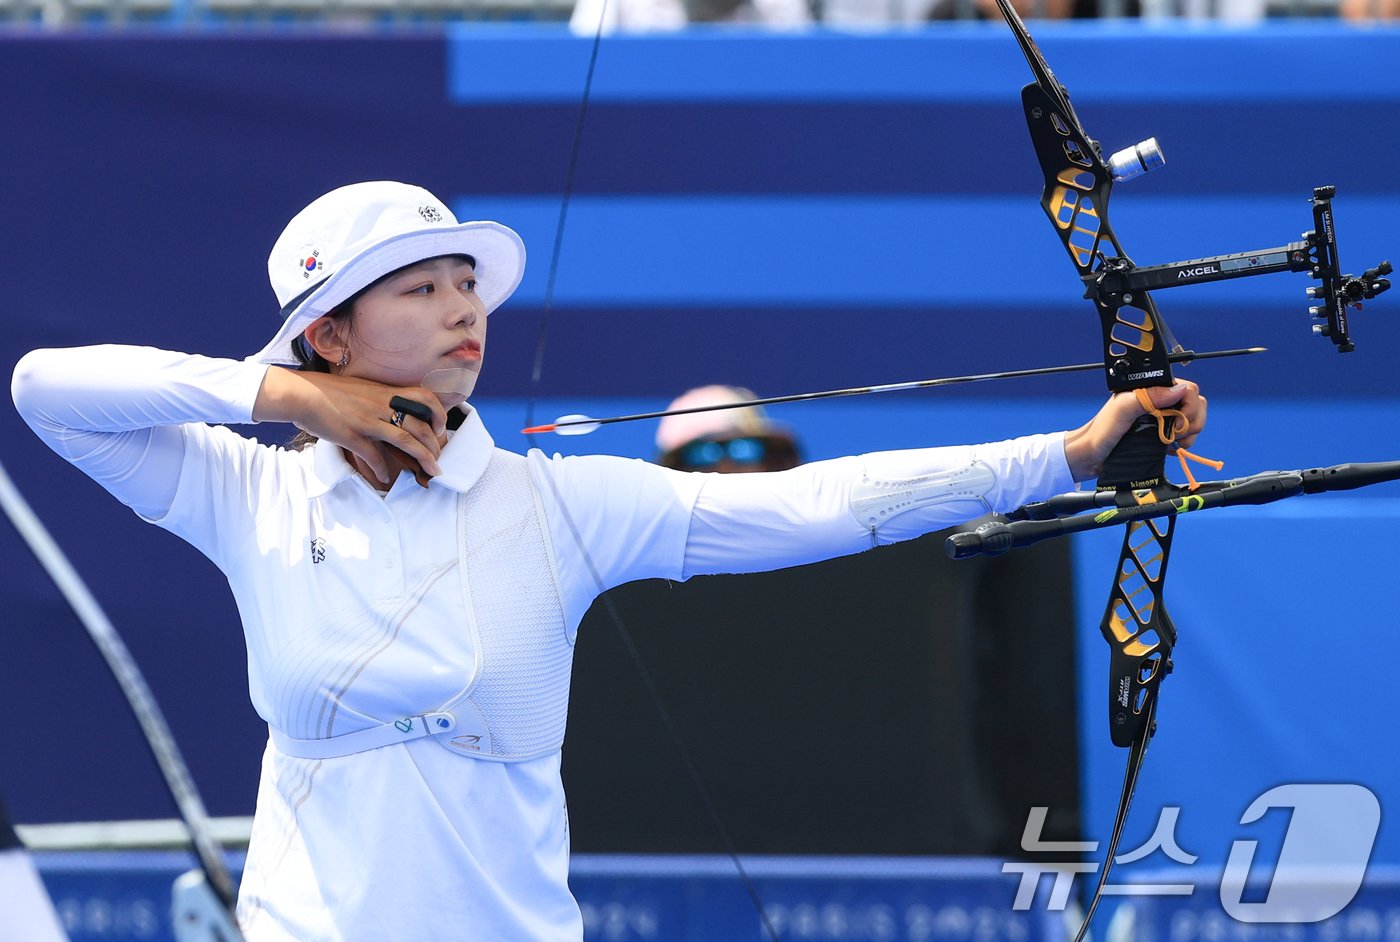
[447,195,1400,309]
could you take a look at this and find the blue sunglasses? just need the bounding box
[663,435,798,471]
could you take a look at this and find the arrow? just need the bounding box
[520,346,1265,436]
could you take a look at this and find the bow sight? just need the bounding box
[1084,184,1392,358]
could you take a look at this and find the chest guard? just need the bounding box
[270,451,574,762]
[437,451,572,761]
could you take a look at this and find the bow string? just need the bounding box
[520,10,784,940]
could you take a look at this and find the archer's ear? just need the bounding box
[302,316,347,364]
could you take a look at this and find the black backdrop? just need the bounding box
[563,533,1080,856]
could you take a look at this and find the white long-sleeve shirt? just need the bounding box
[11,345,1074,941]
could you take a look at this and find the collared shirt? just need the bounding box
[13,344,1075,941]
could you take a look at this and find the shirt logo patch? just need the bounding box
[449,734,483,752]
[310,537,326,564]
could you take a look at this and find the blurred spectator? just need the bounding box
[570,0,810,33]
[654,385,802,473]
[1341,0,1400,17]
[925,0,1134,19]
[925,0,1267,28]
[822,0,944,24]
[1143,0,1263,20]
[570,0,686,32]
[568,0,1282,30]
[0,792,68,942]
[926,0,1070,18]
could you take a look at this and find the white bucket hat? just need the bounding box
[248,181,526,365]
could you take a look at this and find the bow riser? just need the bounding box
[1018,83,1180,396]
[1103,512,1178,749]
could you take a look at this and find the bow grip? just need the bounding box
[1097,413,1169,491]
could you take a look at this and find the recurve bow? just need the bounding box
[953,5,1392,938]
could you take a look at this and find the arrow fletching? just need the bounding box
[523,414,601,436]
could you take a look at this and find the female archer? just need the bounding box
[11,180,1204,941]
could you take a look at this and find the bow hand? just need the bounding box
[1064,381,1206,484]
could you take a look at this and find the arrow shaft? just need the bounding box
[523,347,1263,434]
